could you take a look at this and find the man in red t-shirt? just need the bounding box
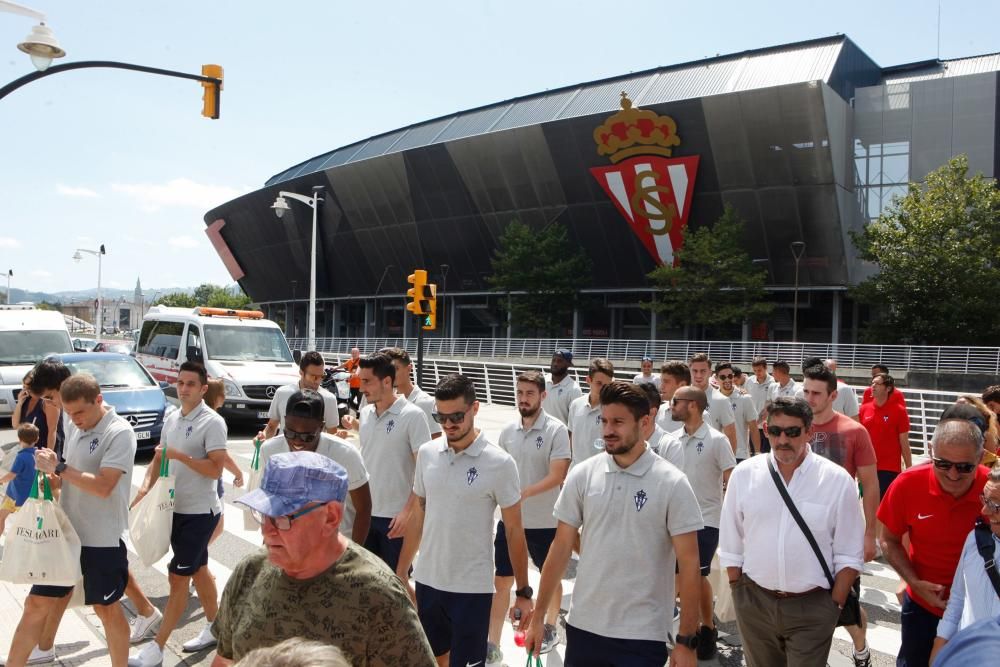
[861,364,906,408]
[802,364,879,667]
[859,373,911,498]
[877,419,988,667]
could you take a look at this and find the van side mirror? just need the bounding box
[186,345,203,363]
[293,349,302,364]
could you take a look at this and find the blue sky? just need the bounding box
[1,0,998,296]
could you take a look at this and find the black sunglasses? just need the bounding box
[283,427,321,443]
[432,411,466,425]
[932,457,978,474]
[766,425,803,438]
[717,374,735,380]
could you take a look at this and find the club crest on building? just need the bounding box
[590,93,699,266]
[634,489,648,512]
[467,467,479,486]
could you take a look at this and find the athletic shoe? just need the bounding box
[129,608,163,644]
[696,624,718,661]
[853,652,872,667]
[127,642,163,667]
[485,642,504,667]
[0,646,56,667]
[540,623,561,654]
[182,624,217,652]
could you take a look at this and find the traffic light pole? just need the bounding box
[416,314,425,387]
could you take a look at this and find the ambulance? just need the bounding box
[135,306,299,423]
[0,305,74,420]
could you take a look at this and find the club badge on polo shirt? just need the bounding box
[467,467,479,486]
[634,489,647,511]
[883,415,889,422]
[696,441,704,455]
[185,425,194,438]
[386,419,396,433]
[89,437,100,454]
[535,435,544,449]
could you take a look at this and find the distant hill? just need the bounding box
[0,286,237,305]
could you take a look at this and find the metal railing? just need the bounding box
[290,337,1000,375]
[321,354,969,458]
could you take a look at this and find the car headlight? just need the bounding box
[223,379,242,398]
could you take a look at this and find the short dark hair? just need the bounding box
[516,370,545,393]
[28,358,71,395]
[660,361,691,384]
[772,360,791,374]
[380,346,412,366]
[689,352,711,366]
[751,356,768,368]
[637,382,662,409]
[299,350,325,371]
[60,374,100,404]
[769,396,813,429]
[435,374,477,404]
[599,382,649,421]
[589,358,614,378]
[982,385,1000,405]
[872,363,890,374]
[732,366,744,378]
[801,356,825,371]
[359,352,395,382]
[874,372,895,393]
[179,360,208,385]
[714,361,734,375]
[17,422,40,445]
[802,364,838,394]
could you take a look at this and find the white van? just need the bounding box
[135,306,299,423]
[0,305,74,419]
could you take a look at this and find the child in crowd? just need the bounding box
[0,423,40,536]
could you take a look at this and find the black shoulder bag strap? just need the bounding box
[974,516,1000,598]
[766,457,836,589]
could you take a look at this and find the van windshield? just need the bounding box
[203,324,293,362]
[0,330,73,365]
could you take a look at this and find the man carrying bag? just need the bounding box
[128,443,175,566]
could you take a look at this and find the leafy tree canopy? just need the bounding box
[157,284,252,310]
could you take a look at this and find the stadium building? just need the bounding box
[203,35,1000,343]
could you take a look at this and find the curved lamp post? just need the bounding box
[74,245,105,342]
[271,186,324,351]
[790,241,806,343]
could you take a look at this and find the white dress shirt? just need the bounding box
[719,450,864,593]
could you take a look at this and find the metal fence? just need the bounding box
[290,337,1000,375]
[321,353,968,458]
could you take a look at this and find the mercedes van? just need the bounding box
[0,305,74,420]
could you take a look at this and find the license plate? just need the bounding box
[257,411,269,419]
[136,431,151,440]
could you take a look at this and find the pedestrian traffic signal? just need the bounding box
[201,64,223,119]
[422,284,437,331]
[407,269,429,315]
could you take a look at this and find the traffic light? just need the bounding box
[201,64,223,119]
[407,269,429,315]
[422,284,437,330]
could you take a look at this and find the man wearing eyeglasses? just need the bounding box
[259,390,371,544]
[211,451,436,667]
[859,373,911,498]
[877,418,989,667]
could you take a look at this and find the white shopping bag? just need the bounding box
[710,552,736,623]
[0,473,83,587]
[128,449,175,567]
[243,438,263,531]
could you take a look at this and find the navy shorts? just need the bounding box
[168,511,221,576]
[494,520,556,576]
[363,516,404,572]
[564,624,668,666]
[31,540,128,606]
[677,527,718,576]
[877,470,900,499]
[415,582,492,664]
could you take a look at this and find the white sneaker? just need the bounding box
[127,642,163,667]
[485,642,504,667]
[25,646,56,665]
[181,624,217,652]
[129,607,163,644]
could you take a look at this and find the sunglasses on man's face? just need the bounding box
[432,411,466,425]
[932,457,978,474]
[283,427,321,443]
[766,425,803,438]
[717,374,735,381]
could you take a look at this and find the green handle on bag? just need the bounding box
[28,471,53,501]
[159,444,170,478]
[524,655,542,667]
[250,438,262,471]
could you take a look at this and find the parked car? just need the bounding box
[57,352,167,453]
[72,337,98,352]
[93,341,134,354]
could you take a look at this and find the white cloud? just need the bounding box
[57,184,99,198]
[111,178,251,212]
[168,235,201,249]
[30,270,52,278]
[0,237,20,249]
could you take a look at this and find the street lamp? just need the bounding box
[440,264,450,336]
[270,186,323,351]
[1,1,66,71]
[74,244,105,342]
[5,269,11,304]
[790,241,806,343]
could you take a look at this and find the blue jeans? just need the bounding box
[897,592,939,666]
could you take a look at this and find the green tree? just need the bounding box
[488,221,592,337]
[158,292,198,308]
[155,285,252,309]
[850,154,1000,345]
[643,204,773,337]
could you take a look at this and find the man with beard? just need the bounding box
[524,382,703,666]
[541,349,582,426]
[486,370,571,666]
[397,374,532,667]
[714,361,761,462]
[259,390,371,544]
[637,381,684,469]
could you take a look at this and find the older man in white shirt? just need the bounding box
[719,396,864,667]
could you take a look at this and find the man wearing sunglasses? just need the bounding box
[211,451,436,667]
[259,390,371,544]
[878,418,989,667]
[859,373,911,498]
[688,353,738,455]
[714,362,761,462]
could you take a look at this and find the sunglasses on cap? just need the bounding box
[284,427,321,444]
[432,411,467,425]
[932,457,978,474]
[766,425,804,438]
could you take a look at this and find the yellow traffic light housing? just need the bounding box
[201,64,223,119]
[422,284,437,330]
[407,269,429,315]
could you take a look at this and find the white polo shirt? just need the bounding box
[267,383,339,430]
[717,390,759,459]
[404,384,442,436]
[633,373,661,388]
[769,379,801,405]
[554,448,703,641]
[162,401,228,515]
[62,407,136,548]
[649,426,684,469]
[359,396,432,518]
[498,410,571,529]
[413,432,521,593]
[676,422,737,529]
[656,408,685,435]
[702,385,737,432]
[260,433,369,538]
[567,394,604,467]
[833,381,860,418]
[745,374,774,421]
[542,374,582,425]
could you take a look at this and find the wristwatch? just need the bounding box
[514,585,533,599]
[54,462,68,477]
[675,633,700,650]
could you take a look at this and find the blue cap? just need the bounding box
[235,451,348,517]
[554,348,573,362]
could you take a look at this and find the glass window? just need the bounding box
[65,356,155,389]
[186,325,201,349]
[138,321,184,359]
[203,325,293,362]
[0,331,72,364]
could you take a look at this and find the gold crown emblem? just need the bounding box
[593,92,681,163]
